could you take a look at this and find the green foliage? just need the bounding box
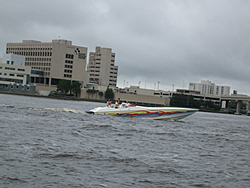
[228,101,246,110]
[104,86,114,100]
[57,80,72,94]
[86,88,99,98]
[170,94,220,111]
[57,80,81,97]
[87,88,99,94]
[49,90,59,96]
[71,81,81,97]
[98,91,104,98]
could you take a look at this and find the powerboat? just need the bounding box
[86,105,198,121]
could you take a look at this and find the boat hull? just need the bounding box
[86,106,198,121]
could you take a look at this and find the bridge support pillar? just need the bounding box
[235,100,242,115]
[247,101,250,116]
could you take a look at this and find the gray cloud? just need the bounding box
[1,0,249,94]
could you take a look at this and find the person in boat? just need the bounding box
[115,98,120,109]
[107,99,110,107]
[125,101,130,107]
[108,99,112,107]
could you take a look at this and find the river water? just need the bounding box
[0,93,249,188]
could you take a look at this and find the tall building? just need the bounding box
[189,80,230,96]
[87,46,118,87]
[6,40,88,87]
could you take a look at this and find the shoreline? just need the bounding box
[1,91,248,116]
[0,91,106,103]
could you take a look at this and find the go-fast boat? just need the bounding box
[86,105,198,121]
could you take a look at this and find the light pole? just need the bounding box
[138,81,141,88]
[158,81,160,90]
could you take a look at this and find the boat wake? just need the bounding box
[0,104,85,114]
[32,107,85,114]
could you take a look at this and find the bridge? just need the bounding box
[220,95,250,115]
[182,93,250,115]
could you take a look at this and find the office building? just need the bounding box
[87,46,118,87]
[0,54,30,85]
[189,80,230,96]
[6,39,89,87]
[0,54,36,94]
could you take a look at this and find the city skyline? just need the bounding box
[0,0,249,95]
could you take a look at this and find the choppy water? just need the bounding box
[0,93,249,188]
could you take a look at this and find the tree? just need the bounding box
[57,80,81,97]
[71,81,81,97]
[87,88,99,98]
[105,86,114,99]
[98,91,104,99]
[57,80,72,94]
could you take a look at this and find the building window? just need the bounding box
[5,67,15,70]
[65,60,73,64]
[64,69,72,73]
[65,65,73,68]
[64,74,72,78]
[18,68,25,71]
[65,54,74,59]
[9,74,15,76]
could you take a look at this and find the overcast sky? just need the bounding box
[1,0,249,95]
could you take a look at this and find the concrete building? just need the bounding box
[87,46,118,87]
[0,54,30,85]
[189,80,230,96]
[0,54,36,94]
[6,40,89,88]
